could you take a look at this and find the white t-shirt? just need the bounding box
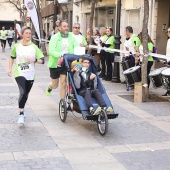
[11,42,43,80]
[166,38,170,57]
[61,38,69,55]
[124,36,135,56]
[72,33,82,44]
[8,30,14,38]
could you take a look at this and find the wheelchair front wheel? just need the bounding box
[97,109,108,136]
[59,99,67,122]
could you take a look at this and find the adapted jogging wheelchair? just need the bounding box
[59,54,118,136]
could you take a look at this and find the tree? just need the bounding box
[141,0,149,101]
[2,0,26,26]
[35,0,47,56]
[87,0,98,54]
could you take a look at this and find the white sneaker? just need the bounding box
[18,114,24,124]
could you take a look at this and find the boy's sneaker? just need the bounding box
[46,84,52,96]
[105,107,113,114]
[18,114,24,124]
[90,106,101,115]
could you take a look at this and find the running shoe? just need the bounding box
[105,107,113,114]
[46,84,52,96]
[18,114,24,124]
[90,106,101,115]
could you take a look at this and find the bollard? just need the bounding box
[134,82,143,103]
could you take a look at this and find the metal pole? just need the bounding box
[53,0,57,28]
[14,20,17,43]
[112,0,121,83]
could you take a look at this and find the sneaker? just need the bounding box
[90,106,101,115]
[162,92,170,97]
[46,84,52,96]
[18,114,24,124]
[105,107,113,114]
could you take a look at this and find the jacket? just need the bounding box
[48,32,79,68]
[73,70,97,92]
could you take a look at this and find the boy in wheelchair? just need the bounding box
[73,56,113,115]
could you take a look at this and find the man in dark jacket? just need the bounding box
[73,56,113,115]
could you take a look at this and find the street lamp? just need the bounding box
[112,0,121,83]
[14,19,17,43]
[53,0,57,27]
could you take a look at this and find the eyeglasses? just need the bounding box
[74,27,80,29]
[83,62,90,64]
[167,31,170,33]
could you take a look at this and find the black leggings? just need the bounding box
[8,38,13,47]
[15,77,34,109]
[147,61,154,87]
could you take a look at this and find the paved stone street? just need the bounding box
[0,45,170,170]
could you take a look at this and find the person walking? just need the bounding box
[45,20,79,98]
[102,27,115,81]
[8,26,45,124]
[0,26,8,52]
[7,27,14,49]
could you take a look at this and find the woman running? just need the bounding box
[8,26,45,125]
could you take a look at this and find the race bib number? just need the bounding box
[18,63,31,72]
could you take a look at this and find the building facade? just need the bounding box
[40,0,170,55]
[40,0,73,37]
[73,0,117,36]
[0,2,21,29]
[120,0,170,55]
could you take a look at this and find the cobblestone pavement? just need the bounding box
[0,45,170,170]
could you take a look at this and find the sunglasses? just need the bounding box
[167,31,170,33]
[74,27,80,29]
[83,62,90,64]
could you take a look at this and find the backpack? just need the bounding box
[152,46,157,53]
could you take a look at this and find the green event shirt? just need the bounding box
[148,42,154,61]
[131,34,141,47]
[81,35,87,46]
[0,30,8,40]
[139,42,154,61]
[105,35,115,53]
[48,32,79,68]
[11,41,44,80]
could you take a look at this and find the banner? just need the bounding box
[24,0,41,41]
[58,0,68,3]
[16,23,21,38]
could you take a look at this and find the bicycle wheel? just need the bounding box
[97,109,108,136]
[59,99,67,122]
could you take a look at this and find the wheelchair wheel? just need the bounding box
[59,99,67,122]
[97,109,108,136]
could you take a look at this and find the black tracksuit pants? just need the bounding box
[15,76,34,108]
[79,89,106,108]
[105,52,114,79]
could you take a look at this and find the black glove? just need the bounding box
[102,43,105,47]
[105,44,111,48]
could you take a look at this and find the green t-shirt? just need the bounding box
[48,32,79,68]
[139,42,154,61]
[11,41,44,80]
[0,30,8,40]
[105,35,115,53]
[132,34,141,47]
[148,42,154,61]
